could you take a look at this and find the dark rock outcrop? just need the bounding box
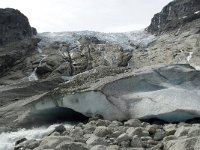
[147,0,200,34]
[0,38,40,78]
[0,8,33,46]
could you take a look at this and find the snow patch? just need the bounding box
[187,52,193,62]
[194,11,200,14]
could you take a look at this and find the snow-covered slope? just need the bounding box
[37,30,156,50]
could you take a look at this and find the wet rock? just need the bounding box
[15,138,27,146]
[15,139,40,150]
[25,139,40,149]
[36,63,53,76]
[54,124,66,134]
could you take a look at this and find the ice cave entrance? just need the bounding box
[27,107,89,127]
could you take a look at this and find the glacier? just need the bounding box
[37,30,156,50]
[29,64,200,123]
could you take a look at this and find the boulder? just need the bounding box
[124,119,142,127]
[86,135,109,146]
[116,133,130,143]
[126,127,146,137]
[69,127,84,141]
[54,124,66,134]
[94,126,112,137]
[36,136,73,149]
[153,129,166,141]
[15,139,40,150]
[15,138,27,145]
[130,135,143,148]
[145,125,158,135]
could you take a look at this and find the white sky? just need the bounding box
[1,0,172,33]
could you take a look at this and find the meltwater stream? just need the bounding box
[0,123,72,150]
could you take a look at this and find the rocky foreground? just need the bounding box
[14,118,200,150]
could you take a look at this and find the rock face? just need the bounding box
[147,0,200,34]
[0,38,40,79]
[131,0,200,71]
[0,8,34,46]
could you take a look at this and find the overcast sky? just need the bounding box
[2,0,172,33]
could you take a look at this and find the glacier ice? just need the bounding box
[32,65,200,122]
[37,30,156,50]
